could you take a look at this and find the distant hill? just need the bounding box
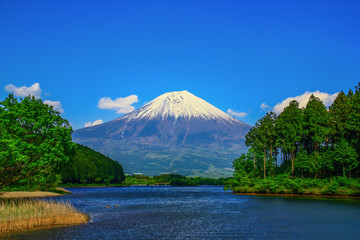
[60,143,125,184]
[73,90,251,178]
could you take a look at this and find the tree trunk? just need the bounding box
[270,146,273,178]
[263,150,266,179]
[350,170,352,183]
[315,142,319,154]
[253,152,256,176]
[291,149,295,176]
[330,172,332,183]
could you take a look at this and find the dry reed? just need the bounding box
[0,199,89,235]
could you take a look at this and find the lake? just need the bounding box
[6,186,360,239]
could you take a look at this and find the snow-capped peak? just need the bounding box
[124,90,238,122]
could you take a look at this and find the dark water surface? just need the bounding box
[6,186,360,239]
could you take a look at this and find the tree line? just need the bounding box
[125,173,229,186]
[236,83,360,180]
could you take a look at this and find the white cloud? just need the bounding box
[84,119,104,127]
[4,83,42,98]
[260,102,270,111]
[4,83,66,113]
[43,100,64,113]
[273,90,339,114]
[98,95,139,114]
[227,108,248,118]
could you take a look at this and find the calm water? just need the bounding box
[5,186,360,240]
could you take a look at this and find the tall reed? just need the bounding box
[0,199,88,234]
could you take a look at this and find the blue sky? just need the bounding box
[1,0,359,129]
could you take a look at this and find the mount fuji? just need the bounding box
[72,91,251,177]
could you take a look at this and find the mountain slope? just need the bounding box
[73,91,251,177]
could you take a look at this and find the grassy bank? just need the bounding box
[0,187,71,199]
[0,199,88,235]
[225,175,360,197]
[0,191,62,199]
[59,183,125,188]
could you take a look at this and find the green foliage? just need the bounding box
[295,149,317,177]
[275,100,303,175]
[276,100,303,154]
[225,174,360,196]
[228,82,360,196]
[0,94,75,191]
[303,94,330,154]
[333,139,358,177]
[245,112,277,178]
[329,91,352,141]
[59,144,125,184]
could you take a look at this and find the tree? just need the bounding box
[350,83,360,140]
[257,112,277,178]
[245,125,261,176]
[333,138,358,179]
[275,100,303,176]
[233,153,255,176]
[303,95,330,154]
[0,94,75,191]
[329,91,352,142]
[295,149,317,178]
[245,112,277,179]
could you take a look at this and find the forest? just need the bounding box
[226,83,360,196]
[0,94,125,192]
[59,143,125,185]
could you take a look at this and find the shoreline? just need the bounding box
[60,185,124,188]
[232,192,360,199]
[0,187,71,199]
[0,191,62,199]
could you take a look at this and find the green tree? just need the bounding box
[295,149,317,178]
[233,153,254,175]
[275,100,303,176]
[333,138,358,179]
[245,112,277,179]
[303,95,330,154]
[258,112,277,178]
[329,91,352,142]
[0,94,75,191]
[245,125,261,176]
[350,83,360,140]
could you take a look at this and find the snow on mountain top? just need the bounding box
[124,90,239,122]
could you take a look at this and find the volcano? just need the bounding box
[72,90,251,177]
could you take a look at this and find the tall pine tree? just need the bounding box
[275,100,303,175]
